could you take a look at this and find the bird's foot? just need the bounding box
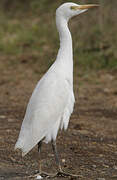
[55,169,81,178]
[29,171,57,179]
[29,169,82,179]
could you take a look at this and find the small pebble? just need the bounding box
[36,175,43,179]
[0,115,6,119]
[113,165,117,170]
[62,159,66,163]
[8,118,14,122]
[103,164,109,168]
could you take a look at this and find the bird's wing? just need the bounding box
[15,70,70,156]
[60,90,75,130]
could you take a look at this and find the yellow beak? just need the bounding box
[71,4,99,10]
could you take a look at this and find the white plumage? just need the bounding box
[15,2,98,159]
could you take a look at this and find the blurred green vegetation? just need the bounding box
[0,0,117,71]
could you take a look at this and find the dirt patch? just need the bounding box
[0,65,117,180]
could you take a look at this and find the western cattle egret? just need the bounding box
[15,2,99,178]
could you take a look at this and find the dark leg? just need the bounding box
[51,140,62,171]
[38,141,42,173]
[29,141,43,178]
[38,141,42,152]
[29,140,81,178]
[30,140,57,178]
[51,140,82,178]
[29,140,55,178]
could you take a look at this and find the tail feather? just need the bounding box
[15,140,28,157]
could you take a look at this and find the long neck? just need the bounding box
[56,15,73,68]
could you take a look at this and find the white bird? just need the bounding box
[15,2,99,178]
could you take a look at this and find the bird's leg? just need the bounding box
[29,140,81,178]
[37,141,42,174]
[51,140,62,171]
[51,140,82,178]
[29,141,43,178]
[29,141,54,178]
[30,141,57,178]
[38,141,54,177]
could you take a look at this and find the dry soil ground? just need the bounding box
[0,60,117,180]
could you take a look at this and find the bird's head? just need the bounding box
[56,2,99,22]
